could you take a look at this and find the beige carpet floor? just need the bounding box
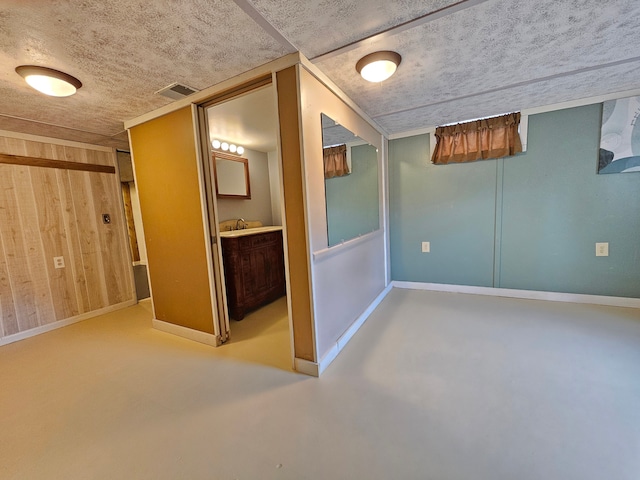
[1,289,639,480]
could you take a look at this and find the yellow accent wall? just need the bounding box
[129,107,215,334]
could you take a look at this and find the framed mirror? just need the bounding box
[321,114,379,247]
[213,152,251,199]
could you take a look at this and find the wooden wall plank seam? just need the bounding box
[21,166,57,326]
[0,165,41,331]
[31,167,80,320]
[0,218,18,337]
[92,172,132,304]
[57,170,91,314]
[69,171,109,311]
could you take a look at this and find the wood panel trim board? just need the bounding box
[0,300,137,347]
[0,153,116,174]
[151,319,222,347]
[392,281,640,309]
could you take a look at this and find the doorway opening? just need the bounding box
[200,82,293,371]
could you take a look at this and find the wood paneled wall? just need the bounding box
[0,134,135,339]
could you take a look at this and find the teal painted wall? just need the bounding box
[325,143,379,246]
[389,134,497,286]
[389,104,640,298]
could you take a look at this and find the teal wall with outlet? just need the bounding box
[325,143,379,246]
[389,104,640,298]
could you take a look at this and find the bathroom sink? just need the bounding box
[219,225,283,238]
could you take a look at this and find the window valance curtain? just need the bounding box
[324,144,349,178]
[431,112,523,165]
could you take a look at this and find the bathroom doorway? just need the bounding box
[197,81,293,371]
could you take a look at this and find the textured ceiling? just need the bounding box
[310,0,640,133]
[1,0,640,150]
[248,0,459,58]
[0,0,292,149]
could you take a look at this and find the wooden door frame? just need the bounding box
[194,104,230,343]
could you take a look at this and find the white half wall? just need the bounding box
[298,66,388,362]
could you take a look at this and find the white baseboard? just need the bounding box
[152,318,221,347]
[316,283,393,376]
[294,358,319,377]
[392,281,640,309]
[0,299,137,347]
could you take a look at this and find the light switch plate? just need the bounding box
[595,242,609,257]
[421,241,430,253]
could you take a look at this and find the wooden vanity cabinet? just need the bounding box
[221,230,286,320]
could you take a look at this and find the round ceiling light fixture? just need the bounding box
[355,51,402,83]
[15,65,82,97]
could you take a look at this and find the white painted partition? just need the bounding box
[313,231,386,356]
[298,66,388,368]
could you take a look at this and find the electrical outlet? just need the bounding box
[421,241,430,253]
[53,256,65,269]
[595,242,609,257]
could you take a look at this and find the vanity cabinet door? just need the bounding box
[221,231,286,320]
[241,245,271,297]
[266,236,285,293]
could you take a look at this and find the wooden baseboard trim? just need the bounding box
[151,319,221,347]
[317,283,393,376]
[0,299,137,347]
[392,281,640,309]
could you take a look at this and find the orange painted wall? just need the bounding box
[129,107,215,334]
[276,66,315,361]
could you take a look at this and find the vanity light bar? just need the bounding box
[211,139,244,155]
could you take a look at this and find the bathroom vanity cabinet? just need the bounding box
[220,228,286,320]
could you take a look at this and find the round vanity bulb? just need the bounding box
[236,146,244,155]
[221,142,229,151]
[229,144,237,153]
[212,139,221,149]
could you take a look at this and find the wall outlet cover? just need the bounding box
[595,242,609,257]
[53,256,65,269]
[422,241,430,253]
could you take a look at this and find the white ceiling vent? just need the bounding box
[155,82,199,100]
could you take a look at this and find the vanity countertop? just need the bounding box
[219,225,283,238]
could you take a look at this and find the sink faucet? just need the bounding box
[236,218,246,230]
